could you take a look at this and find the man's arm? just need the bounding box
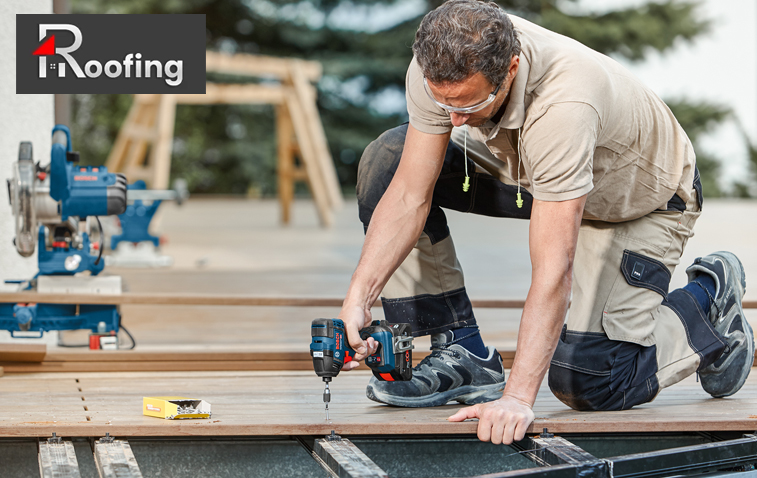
[340,125,451,364]
[448,194,586,443]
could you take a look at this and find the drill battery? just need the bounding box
[360,320,413,381]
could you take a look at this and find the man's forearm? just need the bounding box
[503,195,586,407]
[345,187,431,309]
[343,125,450,312]
[504,273,571,406]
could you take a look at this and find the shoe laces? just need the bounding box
[691,278,721,318]
[415,327,482,370]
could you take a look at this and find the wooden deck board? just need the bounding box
[2,370,757,438]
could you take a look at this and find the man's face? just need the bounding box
[425,56,519,128]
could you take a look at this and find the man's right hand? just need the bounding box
[339,303,378,370]
[336,125,450,371]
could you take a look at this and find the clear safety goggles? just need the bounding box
[423,77,501,114]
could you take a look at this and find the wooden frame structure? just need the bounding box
[105,51,343,226]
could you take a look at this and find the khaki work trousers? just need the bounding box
[357,124,724,411]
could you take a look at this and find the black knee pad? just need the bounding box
[548,327,659,411]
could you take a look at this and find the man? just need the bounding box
[338,0,752,445]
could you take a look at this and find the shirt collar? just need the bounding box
[497,53,529,130]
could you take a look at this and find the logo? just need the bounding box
[17,15,206,94]
[145,404,161,412]
[632,262,645,280]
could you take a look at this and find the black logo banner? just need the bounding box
[16,14,206,94]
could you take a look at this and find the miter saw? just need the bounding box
[1,125,168,348]
[107,178,188,268]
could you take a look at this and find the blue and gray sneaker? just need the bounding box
[365,330,506,407]
[686,251,753,398]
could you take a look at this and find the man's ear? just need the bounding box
[509,55,520,78]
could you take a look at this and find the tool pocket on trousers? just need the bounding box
[602,250,672,346]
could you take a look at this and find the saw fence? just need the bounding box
[105,52,343,227]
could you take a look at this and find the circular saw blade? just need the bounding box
[10,142,37,257]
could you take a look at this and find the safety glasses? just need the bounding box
[423,77,501,114]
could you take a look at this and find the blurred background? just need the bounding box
[65,0,757,200]
[1,0,755,352]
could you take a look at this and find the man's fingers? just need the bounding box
[447,405,479,422]
[490,420,505,445]
[502,418,518,445]
[343,360,360,371]
[477,416,492,442]
[513,419,529,443]
[346,322,368,359]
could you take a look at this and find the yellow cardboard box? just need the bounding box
[143,396,211,420]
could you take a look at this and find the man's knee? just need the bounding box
[548,366,658,412]
[357,124,408,225]
[547,328,659,411]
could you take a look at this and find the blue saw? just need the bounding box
[2,125,127,341]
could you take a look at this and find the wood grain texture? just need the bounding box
[0,344,46,363]
[0,292,531,308]
[1,370,756,438]
[0,350,517,373]
[4,292,754,309]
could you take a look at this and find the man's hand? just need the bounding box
[338,303,378,370]
[447,395,534,445]
[336,125,450,371]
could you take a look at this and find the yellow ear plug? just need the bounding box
[516,192,523,209]
[462,126,471,193]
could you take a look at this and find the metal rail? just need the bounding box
[14,431,757,478]
[313,431,388,478]
[38,434,81,478]
[93,434,143,478]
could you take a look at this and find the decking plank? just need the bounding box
[1,370,756,437]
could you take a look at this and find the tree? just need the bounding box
[70,0,731,197]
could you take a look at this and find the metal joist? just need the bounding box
[314,431,388,478]
[93,434,143,478]
[609,433,757,478]
[480,432,757,478]
[38,433,81,478]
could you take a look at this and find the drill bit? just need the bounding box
[323,379,331,421]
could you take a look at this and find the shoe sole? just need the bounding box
[701,252,753,398]
[366,382,505,408]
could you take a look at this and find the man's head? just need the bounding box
[414,0,521,127]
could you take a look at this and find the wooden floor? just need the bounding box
[2,198,757,439]
[2,369,757,438]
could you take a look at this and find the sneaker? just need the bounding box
[686,251,753,398]
[365,331,506,407]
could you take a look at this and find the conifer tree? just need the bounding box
[71,0,732,196]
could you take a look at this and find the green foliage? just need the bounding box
[733,127,757,198]
[70,0,732,197]
[537,2,708,61]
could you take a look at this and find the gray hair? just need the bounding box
[413,0,521,87]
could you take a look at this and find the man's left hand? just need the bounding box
[447,395,534,444]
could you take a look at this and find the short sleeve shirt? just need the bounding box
[405,15,696,222]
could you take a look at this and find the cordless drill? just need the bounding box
[310,318,413,419]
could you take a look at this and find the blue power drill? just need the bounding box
[310,318,413,418]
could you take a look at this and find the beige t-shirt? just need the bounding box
[406,15,696,222]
